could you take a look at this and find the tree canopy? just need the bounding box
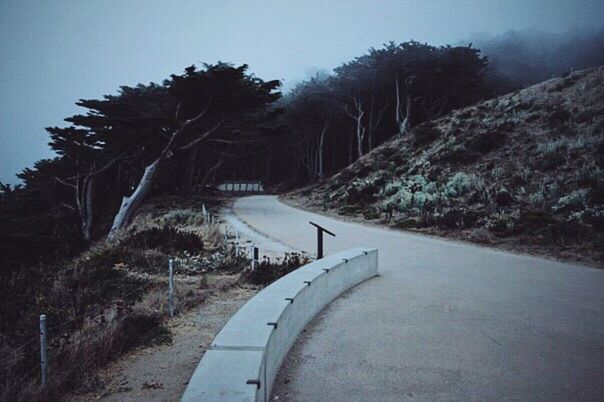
[1,41,496,269]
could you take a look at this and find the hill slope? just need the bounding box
[289,67,604,267]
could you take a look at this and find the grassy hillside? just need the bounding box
[289,67,604,267]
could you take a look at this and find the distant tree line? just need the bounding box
[272,41,490,184]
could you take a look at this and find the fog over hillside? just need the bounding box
[467,26,604,91]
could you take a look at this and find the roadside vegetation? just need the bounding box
[289,68,604,266]
[0,196,310,402]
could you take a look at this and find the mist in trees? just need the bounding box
[468,26,604,92]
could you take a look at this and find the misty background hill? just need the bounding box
[469,26,604,91]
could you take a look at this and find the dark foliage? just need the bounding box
[242,252,312,286]
[275,41,490,184]
[466,131,506,154]
[121,226,204,254]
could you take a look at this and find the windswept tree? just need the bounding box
[44,63,281,241]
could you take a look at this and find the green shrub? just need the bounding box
[465,131,506,154]
[122,226,204,254]
[158,209,205,226]
[444,172,484,198]
[412,123,442,147]
[338,205,360,215]
[517,210,556,235]
[344,178,382,206]
[535,141,567,171]
[435,144,481,164]
[528,191,545,207]
[381,176,440,213]
[555,189,589,211]
[242,252,312,286]
[547,108,571,126]
[436,208,478,229]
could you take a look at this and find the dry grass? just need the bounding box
[0,196,247,401]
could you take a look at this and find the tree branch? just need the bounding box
[55,177,77,189]
[178,119,224,151]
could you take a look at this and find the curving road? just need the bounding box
[233,195,604,402]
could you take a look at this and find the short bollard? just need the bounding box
[39,314,47,389]
[168,259,175,317]
[251,246,259,269]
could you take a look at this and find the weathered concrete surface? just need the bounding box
[233,195,604,402]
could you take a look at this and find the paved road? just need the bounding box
[233,196,604,402]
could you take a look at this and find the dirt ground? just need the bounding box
[67,285,257,402]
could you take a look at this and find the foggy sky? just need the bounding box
[1,0,604,184]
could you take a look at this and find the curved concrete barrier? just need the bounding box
[181,247,378,402]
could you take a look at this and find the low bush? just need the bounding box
[547,108,572,127]
[555,189,589,211]
[550,222,594,245]
[465,131,506,154]
[435,144,481,165]
[241,252,312,286]
[436,208,478,229]
[412,123,442,147]
[535,144,567,171]
[344,178,382,207]
[121,226,204,254]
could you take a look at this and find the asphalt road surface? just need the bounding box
[233,195,604,402]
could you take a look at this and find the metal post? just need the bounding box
[168,259,175,317]
[317,229,324,259]
[309,221,336,260]
[251,245,259,270]
[39,314,47,389]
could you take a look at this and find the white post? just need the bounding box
[168,259,175,317]
[202,204,208,223]
[39,314,47,389]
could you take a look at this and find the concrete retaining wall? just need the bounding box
[181,248,378,402]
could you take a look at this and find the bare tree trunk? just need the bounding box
[107,102,220,241]
[347,130,353,165]
[317,119,330,179]
[56,155,123,241]
[395,75,414,136]
[199,158,224,190]
[183,145,198,197]
[80,175,94,241]
[108,159,159,241]
[343,97,365,159]
[368,90,388,152]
